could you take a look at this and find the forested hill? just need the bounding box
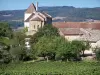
[0,6,100,21]
[0,6,100,27]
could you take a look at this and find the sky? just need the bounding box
[0,0,100,11]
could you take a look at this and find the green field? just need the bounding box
[0,61,100,75]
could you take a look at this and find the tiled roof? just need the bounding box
[30,16,44,21]
[80,29,100,42]
[25,3,52,22]
[59,28,100,42]
[42,12,52,18]
[25,12,45,22]
[53,22,100,29]
[24,13,35,22]
[38,12,47,21]
[59,28,84,35]
[25,3,36,13]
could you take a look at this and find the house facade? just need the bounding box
[53,22,100,54]
[24,3,52,35]
[53,22,100,47]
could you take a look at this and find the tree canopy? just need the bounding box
[0,22,12,38]
[29,25,59,44]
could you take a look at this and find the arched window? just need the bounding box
[37,25,39,29]
[34,25,35,29]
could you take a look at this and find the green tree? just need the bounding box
[55,40,90,61]
[54,37,70,61]
[10,46,27,62]
[34,36,56,62]
[0,22,12,38]
[12,31,26,46]
[29,24,59,44]
[95,47,100,61]
[71,40,90,59]
[0,22,13,63]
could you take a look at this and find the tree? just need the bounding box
[29,24,59,44]
[34,36,56,62]
[34,36,88,61]
[9,31,30,62]
[54,37,71,61]
[0,22,13,38]
[71,40,90,59]
[10,46,27,62]
[71,40,84,59]
[30,24,60,61]
[0,38,11,63]
[34,36,75,61]
[82,41,90,56]
[12,31,26,46]
[95,47,100,61]
[0,22,13,63]
[55,40,90,61]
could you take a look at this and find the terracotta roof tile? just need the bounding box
[53,22,100,29]
[59,28,84,35]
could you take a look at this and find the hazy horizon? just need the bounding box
[0,0,100,11]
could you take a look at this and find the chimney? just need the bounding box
[36,2,38,11]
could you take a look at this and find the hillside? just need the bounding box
[0,6,100,28]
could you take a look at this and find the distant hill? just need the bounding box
[0,6,100,28]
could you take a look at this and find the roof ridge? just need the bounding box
[25,3,36,13]
[24,13,35,22]
[30,14,44,21]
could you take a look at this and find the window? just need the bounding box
[37,25,39,29]
[34,25,35,29]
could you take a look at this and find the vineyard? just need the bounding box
[0,61,100,75]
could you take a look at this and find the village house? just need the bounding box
[24,2,52,48]
[53,22,100,55]
[24,2,100,55]
[24,2,52,35]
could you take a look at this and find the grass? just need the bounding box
[0,61,100,75]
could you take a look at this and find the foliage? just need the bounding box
[34,36,57,61]
[0,42,11,63]
[54,37,71,61]
[0,61,100,75]
[55,40,88,61]
[10,46,27,62]
[29,24,59,44]
[34,35,88,61]
[0,22,28,63]
[0,22,13,38]
[0,22,13,63]
[95,47,100,61]
[71,40,90,56]
[11,31,26,46]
